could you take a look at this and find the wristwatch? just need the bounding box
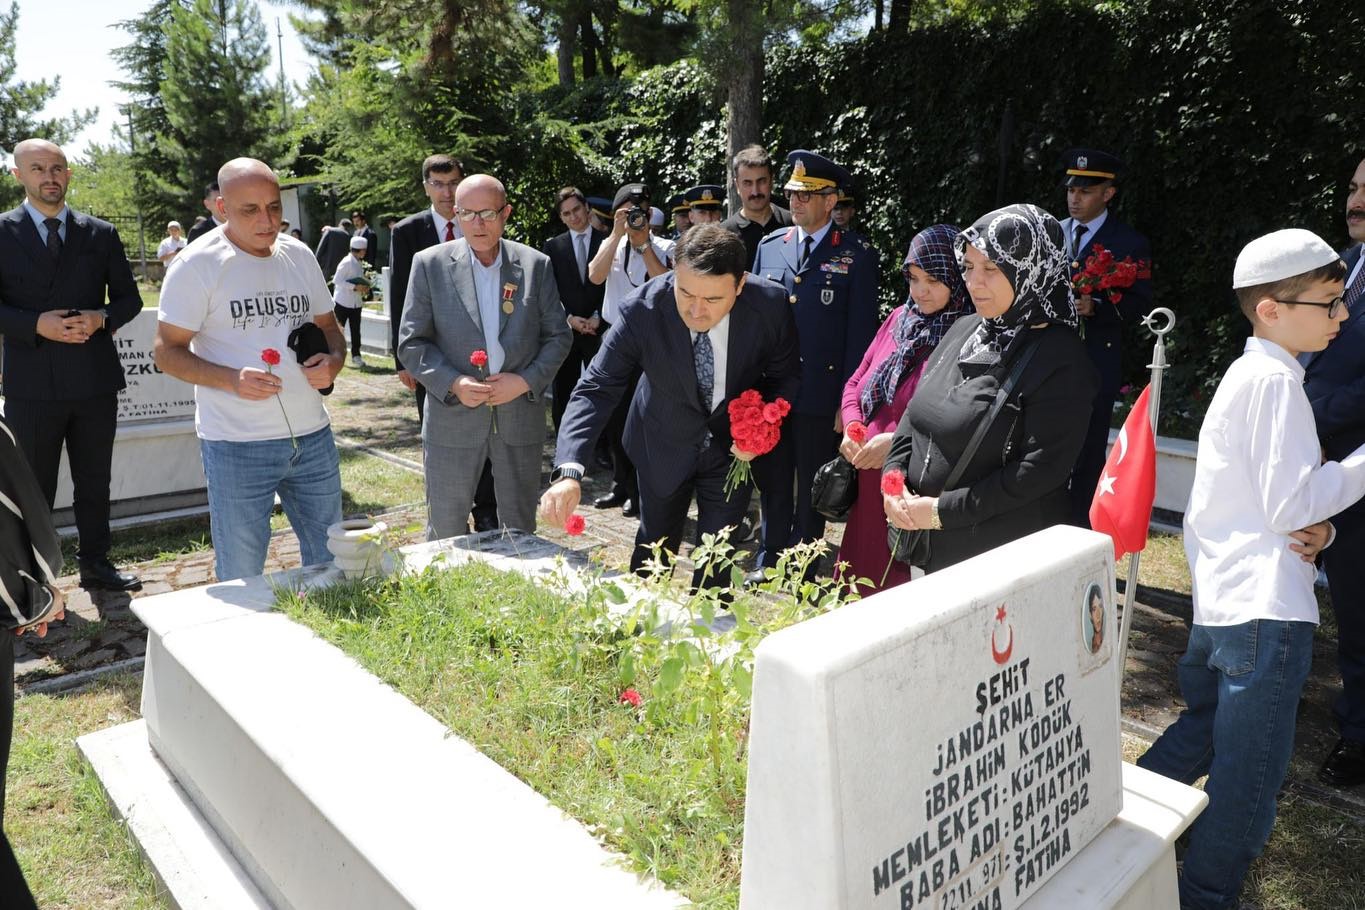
[632,242,649,255]
[550,465,584,484]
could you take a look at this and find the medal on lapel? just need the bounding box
[501,282,517,315]
[820,288,835,305]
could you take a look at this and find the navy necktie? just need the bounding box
[44,218,62,259]
[1347,259,1365,312]
[694,330,714,412]
[1072,223,1088,261]
[797,236,813,272]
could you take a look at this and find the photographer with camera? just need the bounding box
[583,183,675,518]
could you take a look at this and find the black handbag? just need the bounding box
[812,454,858,522]
[888,335,1043,568]
[287,322,335,396]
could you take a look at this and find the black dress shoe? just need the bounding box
[622,498,639,518]
[594,491,628,509]
[471,516,499,534]
[78,558,142,592]
[1319,738,1365,787]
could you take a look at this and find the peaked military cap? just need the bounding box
[586,196,613,220]
[685,184,725,210]
[1060,148,1125,187]
[782,150,850,194]
[667,193,690,214]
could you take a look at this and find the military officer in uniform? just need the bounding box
[833,189,857,232]
[586,196,613,235]
[667,194,691,239]
[1057,148,1153,527]
[749,150,879,580]
[685,185,725,225]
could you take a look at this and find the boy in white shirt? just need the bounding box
[1137,229,1364,910]
[331,235,370,367]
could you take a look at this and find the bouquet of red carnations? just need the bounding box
[1072,244,1151,306]
[724,389,791,497]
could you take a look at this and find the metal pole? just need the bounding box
[1117,307,1176,693]
[126,109,150,282]
[277,18,287,125]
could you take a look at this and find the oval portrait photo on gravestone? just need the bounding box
[1082,583,1105,655]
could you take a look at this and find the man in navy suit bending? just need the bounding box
[1305,155,1365,787]
[540,224,799,590]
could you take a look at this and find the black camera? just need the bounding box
[625,206,648,230]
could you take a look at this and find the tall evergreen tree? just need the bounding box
[157,0,288,212]
[0,1,95,207]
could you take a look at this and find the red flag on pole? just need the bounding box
[1089,384,1157,560]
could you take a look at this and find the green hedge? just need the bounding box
[507,0,1362,433]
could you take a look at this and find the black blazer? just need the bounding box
[885,318,1098,572]
[356,226,378,266]
[185,217,218,245]
[542,229,607,320]
[388,210,441,357]
[1306,243,1365,469]
[0,206,142,400]
[556,272,801,498]
[314,227,351,283]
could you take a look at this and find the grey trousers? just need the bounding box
[424,432,542,540]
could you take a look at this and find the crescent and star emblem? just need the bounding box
[991,604,1013,664]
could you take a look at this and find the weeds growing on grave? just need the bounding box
[279,533,861,907]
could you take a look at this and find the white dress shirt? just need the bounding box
[602,235,674,324]
[691,313,731,413]
[1184,337,1365,626]
[432,206,463,243]
[471,250,506,374]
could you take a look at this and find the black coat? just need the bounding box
[314,226,351,283]
[885,318,1098,572]
[1305,243,1365,526]
[356,226,378,266]
[543,228,607,359]
[388,211,441,359]
[0,206,143,400]
[185,217,218,245]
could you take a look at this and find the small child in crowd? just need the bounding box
[1137,229,1365,909]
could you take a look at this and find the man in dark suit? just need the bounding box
[542,187,606,430]
[1305,155,1365,787]
[750,150,879,581]
[351,210,378,267]
[0,138,143,590]
[1058,148,1153,527]
[388,154,496,532]
[185,181,222,245]
[541,224,799,590]
[314,217,352,282]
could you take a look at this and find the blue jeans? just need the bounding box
[1137,619,1314,910]
[200,426,342,582]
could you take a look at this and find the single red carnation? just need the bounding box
[618,688,642,707]
[739,389,763,406]
[762,402,782,423]
[260,348,281,367]
[469,349,489,369]
[565,513,585,536]
[847,421,868,444]
[881,469,906,497]
[776,398,791,417]
[1110,291,1124,303]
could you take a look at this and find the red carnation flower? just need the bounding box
[469,349,489,369]
[881,469,906,497]
[260,348,281,367]
[846,421,868,444]
[1110,291,1124,303]
[618,688,642,708]
[565,513,585,536]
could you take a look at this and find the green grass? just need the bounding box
[58,449,423,569]
[281,550,843,909]
[8,674,168,909]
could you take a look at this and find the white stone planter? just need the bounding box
[326,518,392,579]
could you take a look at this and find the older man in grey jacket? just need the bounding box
[399,174,571,538]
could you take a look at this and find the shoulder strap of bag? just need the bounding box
[941,332,1045,492]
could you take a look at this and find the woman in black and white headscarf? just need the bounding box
[881,204,1098,573]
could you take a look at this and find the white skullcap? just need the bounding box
[167,220,181,229]
[1233,228,1340,288]
[349,235,369,249]
[649,206,664,227]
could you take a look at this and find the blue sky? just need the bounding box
[11,0,316,162]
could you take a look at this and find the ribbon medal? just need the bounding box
[501,282,517,315]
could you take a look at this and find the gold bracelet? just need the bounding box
[929,500,943,530]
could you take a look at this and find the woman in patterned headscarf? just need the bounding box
[835,224,974,593]
[881,204,1098,574]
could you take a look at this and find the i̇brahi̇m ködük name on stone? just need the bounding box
[870,656,1096,909]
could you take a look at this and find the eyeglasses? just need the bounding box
[1277,296,1347,319]
[455,207,504,223]
[789,190,835,203]
[425,178,460,191]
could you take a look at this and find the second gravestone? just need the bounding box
[741,526,1123,910]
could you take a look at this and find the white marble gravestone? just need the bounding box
[741,526,1126,910]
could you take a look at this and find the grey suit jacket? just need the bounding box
[398,238,571,447]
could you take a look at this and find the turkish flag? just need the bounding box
[1089,384,1157,560]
